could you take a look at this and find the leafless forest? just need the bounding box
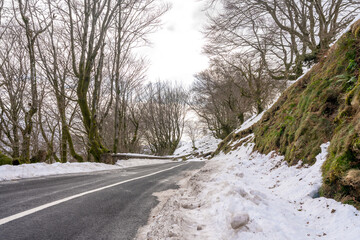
[0,0,187,164]
[0,0,359,164]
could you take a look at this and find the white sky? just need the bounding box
[141,0,209,86]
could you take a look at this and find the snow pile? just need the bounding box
[0,162,120,181]
[115,158,172,168]
[0,158,173,181]
[137,140,360,240]
[174,135,221,157]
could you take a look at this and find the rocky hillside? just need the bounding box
[216,20,360,208]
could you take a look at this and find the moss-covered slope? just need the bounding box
[215,20,360,207]
[254,20,360,206]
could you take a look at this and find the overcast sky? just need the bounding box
[141,0,209,86]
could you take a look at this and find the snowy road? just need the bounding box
[0,161,204,240]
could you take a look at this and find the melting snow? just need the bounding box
[138,140,360,240]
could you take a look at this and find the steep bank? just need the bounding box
[216,20,360,207]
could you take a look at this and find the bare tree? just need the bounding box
[36,1,83,162]
[143,81,187,155]
[186,120,202,150]
[100,57,146,153]
[0,0,172,165]
[12,0,52,162]
[191,53,280,138]
[64,0,121,161]
[226,54,281,114]
[63,0,169,161]
[111,0,169,154]
[191,60,250,139]
[0,28,28,159]
[37,78,60,163]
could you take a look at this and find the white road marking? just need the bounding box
[0,163,185,226]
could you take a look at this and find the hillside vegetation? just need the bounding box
[216,20,360,208]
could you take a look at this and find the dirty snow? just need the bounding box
[137,139,360,240]
[0,158,173,181]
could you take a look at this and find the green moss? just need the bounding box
[355,27,360,38]
[347,59,358,73]
[252,21,360,207]
[254,23,359,164]
[0,151,13,166]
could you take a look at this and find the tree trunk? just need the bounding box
[12,117,19,159]
[113,88,120,153]
[77,75,107,162]
[60,125,67,163]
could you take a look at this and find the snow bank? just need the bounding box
[235,113,265,133]
[115,158,172,168]
[0,162,120,181]
[0,158,173,181]
[174,135,221,157]
[138,141,360,240]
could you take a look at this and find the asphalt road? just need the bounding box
[0,161,204,240]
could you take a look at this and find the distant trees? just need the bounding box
[191,64,248,139]
[142,82,187,155]
[0,0,173,164]
[191,56,279,139]
[185,120,203,150]
[110,58,146,154]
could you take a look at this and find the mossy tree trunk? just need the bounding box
[12,122,20,159]
[112,3,122,154]
[67,0,118,161]
[113,84,120,153]
[77,73,108,162]
[36,7,83,163]
[56,64,84,163]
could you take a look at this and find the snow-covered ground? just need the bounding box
[137,138,360,240]
[174,135,221,157]
[137,107,360,239]
[0,158,172,181]
[0,136,218,182]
